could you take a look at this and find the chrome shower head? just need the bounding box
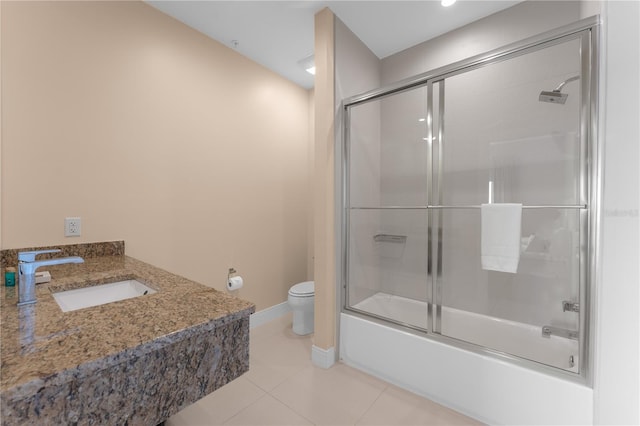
[539,75,580,105]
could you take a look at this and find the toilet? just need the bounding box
[288,281,315,335]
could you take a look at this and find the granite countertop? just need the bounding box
[0,254,255,401]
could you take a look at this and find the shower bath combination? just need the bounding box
[341,14,598,395]
[539,75,580,104]
[339,15,599,426]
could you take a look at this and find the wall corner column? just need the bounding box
[312,7,337,368]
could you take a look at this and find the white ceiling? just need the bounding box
[147,1,522,89]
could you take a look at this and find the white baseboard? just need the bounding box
[250,301,291,329]
[312,345,336,369]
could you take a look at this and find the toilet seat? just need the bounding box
[288,281,314,297]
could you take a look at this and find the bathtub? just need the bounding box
[351,292,579,373]
[340,294,593,425]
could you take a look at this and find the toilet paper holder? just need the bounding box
[227,268,244,291]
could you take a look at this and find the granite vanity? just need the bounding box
[0,241,254,425]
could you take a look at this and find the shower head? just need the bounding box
[539,90,568,104]
[538,75,580,104]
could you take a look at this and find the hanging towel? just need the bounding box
[481,203,522,273]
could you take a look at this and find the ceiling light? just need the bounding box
[297,54,315,76]
[418,118,426,122]
[441,0,456,7]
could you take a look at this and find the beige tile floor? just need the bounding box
[167,314,482,426]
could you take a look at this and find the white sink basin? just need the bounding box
[52,280,157,312]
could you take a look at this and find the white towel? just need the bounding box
[481,203,522,273]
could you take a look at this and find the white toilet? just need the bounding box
[288,281,315,335]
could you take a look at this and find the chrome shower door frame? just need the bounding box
[341,16,600,384]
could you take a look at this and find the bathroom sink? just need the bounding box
[52,280,157,312]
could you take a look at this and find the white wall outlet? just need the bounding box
[65,217,82,237]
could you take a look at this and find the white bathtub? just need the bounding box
[352,292,579,373]
[341,294,593,425]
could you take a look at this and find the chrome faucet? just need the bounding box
[17,249,84,306]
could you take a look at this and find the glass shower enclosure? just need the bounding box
[342,23,597,377]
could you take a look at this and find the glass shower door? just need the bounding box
[431,36,588,372]
[346,86,431,330]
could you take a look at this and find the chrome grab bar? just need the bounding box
[374,234,407,243]
[542,325,578,340]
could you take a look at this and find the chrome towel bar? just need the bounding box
[350,204,587,210]
[428,204,587,209]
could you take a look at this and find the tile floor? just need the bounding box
[167,314,482,426]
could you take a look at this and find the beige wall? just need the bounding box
[0,1,311,311]
[313,8,335,350]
